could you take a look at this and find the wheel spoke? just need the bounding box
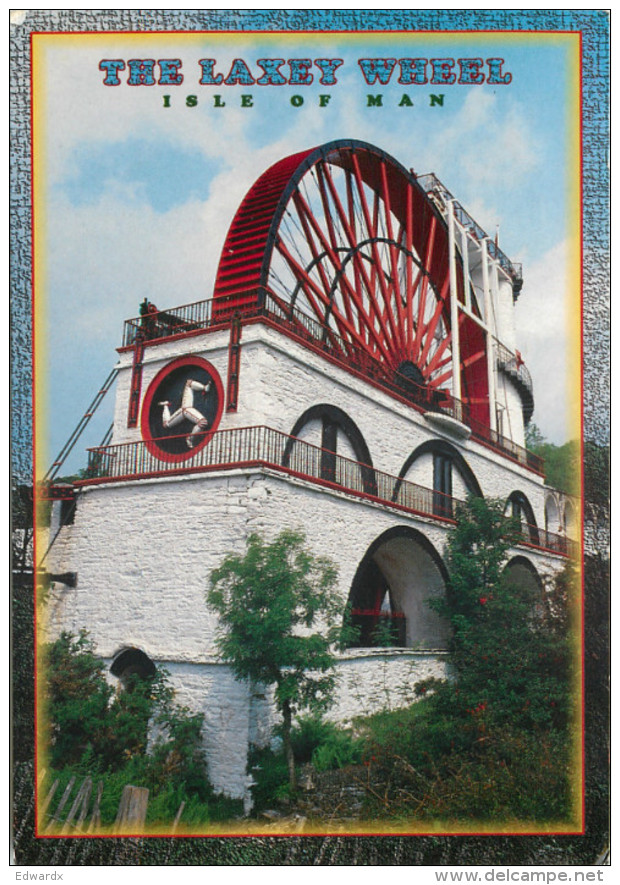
[349,154,401,352]
[314,164,373,344]
[214,140,483,411]
[380,161,407,351]
[276,239,374,361]
[281,190,392,362]
[290,191,345,316]
[319,161,394,350]
[404,182,417,356]
[344,170,364,316]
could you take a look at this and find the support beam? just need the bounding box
[460,226,471,314]
[226,313,242,412]
[481,238,497,432]
[447,200,462,401]
[127,341,144,427]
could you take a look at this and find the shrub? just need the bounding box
[247,746,290,812]
[290,714,337,763]
[248,717,364,811]
[426,498,574,734]
[311,728,363,772]
[351,498,576,822]
[42,631,113,769]
[41,630,216,827]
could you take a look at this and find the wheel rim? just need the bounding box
[214,139,487,411]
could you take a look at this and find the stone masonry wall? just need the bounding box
[45,327,569,801]
[45,465,567,799]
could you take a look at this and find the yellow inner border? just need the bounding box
[31,29,584,837]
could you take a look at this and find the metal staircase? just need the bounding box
[38,364,118,568]
[43,368,118,483]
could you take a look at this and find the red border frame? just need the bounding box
[28,25,588,839]
[139,356,224,463]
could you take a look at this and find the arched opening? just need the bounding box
[346,527,449,649]
[393,440,482,519]
[545,495,561,535]
[563,500,576,538]
[502,555,544,618]
[506,491,540,545]
[111,646,157,685]
[283,404,376,494]
[110,647,159,758]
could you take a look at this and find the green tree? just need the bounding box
[43,630,113,768]
[355,498,576,821]
[524,422,546,450]
[525,423,580,495]
[428,496,573,732]
[206,529,341,791]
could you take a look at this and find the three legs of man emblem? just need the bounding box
[159,379,211,448]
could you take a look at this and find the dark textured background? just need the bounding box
[10,9,610,865]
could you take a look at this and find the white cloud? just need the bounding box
[47,193,214,333]
[431,90,539,190]
[515,239,574,443]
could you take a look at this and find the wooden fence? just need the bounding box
[38,770,185,834]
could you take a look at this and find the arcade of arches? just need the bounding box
[283,405,552,651]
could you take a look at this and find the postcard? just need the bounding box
[11,9,610,866]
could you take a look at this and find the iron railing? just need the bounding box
[123,297,218,347]
[518,522,576,558]
[496,341,535,426]
[81,424,574,557]
[83,424,456,519]
[121,292,544,474]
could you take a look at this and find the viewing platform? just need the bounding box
[79,424,574,559]
[120,292,544,475]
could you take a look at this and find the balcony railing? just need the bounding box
[496,341,535,427]
[80,424,574,558]
[496,342,533,394]
[82,424,457,519]
[517,522,576,557]
[121,292,544,475]
[123,298,218,347]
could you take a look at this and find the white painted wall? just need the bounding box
[111,324,548,523]
[45,321,566,803]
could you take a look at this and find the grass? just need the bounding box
[41,764,243,831]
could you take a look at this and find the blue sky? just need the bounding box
[35,32,580,474]
[59,139,221,213]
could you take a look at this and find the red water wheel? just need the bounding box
[214,139,488,414]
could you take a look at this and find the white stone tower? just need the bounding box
[44,140,577,800]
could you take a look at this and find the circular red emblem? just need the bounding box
[141,357,224,462]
